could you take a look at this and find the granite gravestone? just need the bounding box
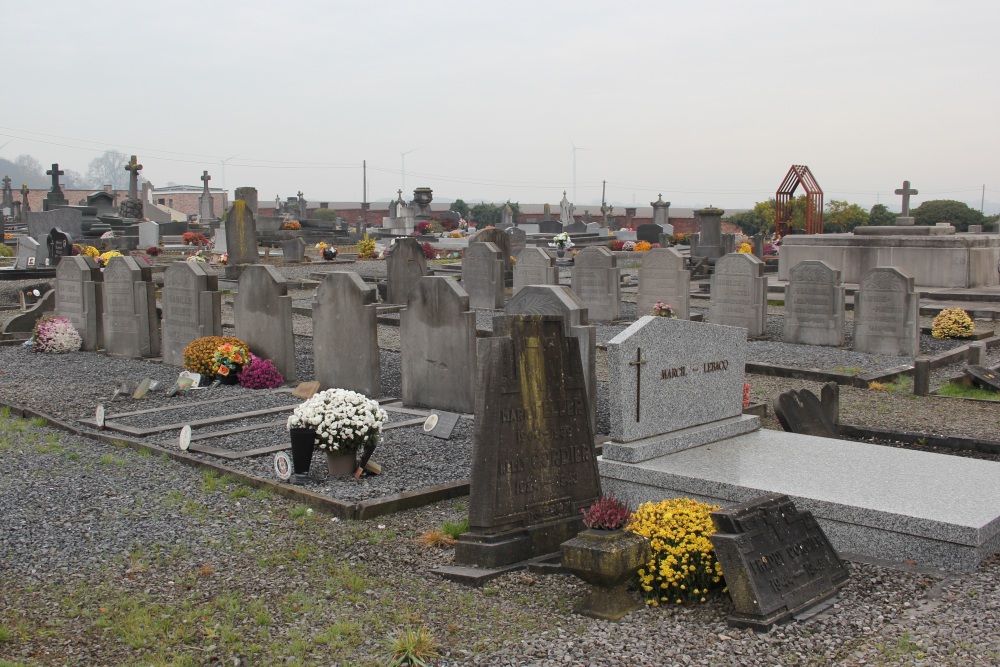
[774,383,840,438]
[281,237,306,263]
[454,315,601,569]
[637,248,690,319]
[571,247,620,322]
[400,277,477,414]
[708,253,767,337]
[26,208,84,242]
[507,226,527,259]
[55,256,104,350]
[564,220,587,235]
[783,260,845,347]
[160,262,222,367]
[45,228,73,266]
[636,223,662,246]
[138,221,160,249]
[386,237,429,304]
[710,494,849,630]
[505,285,598,436]
[224,200,259,267]
[512,247,559,295]
[470,227,513,275]
[538,219,562,235]
[15,238,46,269]
[102,256,161,359]
[853,267,919,357]
[312,272,380,396]
[462,241,505,309]
[235,265,297,381]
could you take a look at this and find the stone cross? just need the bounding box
[894,180,918,218]
[200,170,211,193]
[2,176,10,190]
[297,191,303,200]
[124,155,143,199]
[629,347,648,422]
[46,164,65,192]
[20,184,30,211]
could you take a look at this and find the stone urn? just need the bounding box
[560,529,651,621]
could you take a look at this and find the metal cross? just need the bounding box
[629,347,648,422]
[894,180,918,217]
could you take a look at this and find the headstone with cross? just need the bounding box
[894,180,918,226]
[20,184,30,214]
[1,176,13,216]
[124,156,143,199]
[43,164,68,210]
[199,171,215,220]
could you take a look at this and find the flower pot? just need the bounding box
[215,369,240,385]
[560,529,651,621]
[326,448,357,477]
[288,427,315,475]
[556,248,566,258]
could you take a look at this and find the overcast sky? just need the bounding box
[4,1,999,212]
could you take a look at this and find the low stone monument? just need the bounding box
[234,265,297,381]
[783,260,845,347]
[55,256,103,350]
[512,247,558,295]
[160,262,222,366]
[313,272,380,396]
[571,247,620,322]
[853,267,919,357]
[102,256,160,359]
[708,253,767,337]
[386,238,429,304]
[462,241,505,309]
[637,248,690,319]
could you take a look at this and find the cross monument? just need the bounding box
[46,164,65,192]
[124,155,143,199]
[894,180,918,223]
[201,170,211,194]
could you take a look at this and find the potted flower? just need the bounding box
[548,231,574,258]
[560,495,650,621]
[286,388,388,480]
[211,342,248,385]
[651,301,677,318]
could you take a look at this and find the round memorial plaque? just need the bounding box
[423,414,438,432]
[95,404,106,430]
[274,452,292,481]
[178,425,192,451]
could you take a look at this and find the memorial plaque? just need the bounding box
[708,253,767,337]
[784,261,845,347]
[710,494,849,630]
[425,411,460,440]
[637,248,690,319]
[853,267,919,357]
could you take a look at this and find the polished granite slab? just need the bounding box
[600,429,1000,571]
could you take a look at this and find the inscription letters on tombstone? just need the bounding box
[853,267,919,356]
[708,253,767,337]
[637,248,690,319]
[783,261,845,347]
[55,255,103,350]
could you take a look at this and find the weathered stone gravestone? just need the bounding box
[774,382,840,438]
[853,267,919,357]
[506,226,527,259]
[55,256,103,350]
[708,253,767,337]
[512,247,559,295]
[636,223,662,246]
[224,200,259,267]
[234,186,259,217]
[2,290,54,338]
[637,248,690,319]
[505,285,598,436]
[710,494,849,630]
[783,260,845,347]
[281,237,306,263]
[462,241,505,309]
[45,228,73,266]
[235,265,297,381]
[469,227,512,275]
[564,220,587,234]
[538,219,562,235]
[571,246,620,322]
[15,238,47,269]
[313,272,380,396]
[453,315,601,569]
[965,365,1000,393]
[102,256,161,359]
[138,221,160,249]
[386,237,429,304]
[26,208,83,242]
[160,262,222,366]
[400,277,477,414]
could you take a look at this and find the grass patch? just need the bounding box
[382,625,440,667]
[832,366,862,376]
[936,382,1000,401]
[99,453,127,467]
[766,299,784,307]
[442,516,469,539]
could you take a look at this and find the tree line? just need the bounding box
[0,150,142,192]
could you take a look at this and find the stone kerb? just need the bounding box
[461,241,505,310]
[571,246,620,322]
[55,255,103,351]
[783,260,845,347]
[161,262,222,366]
[400,277,477,414]
[853,266,919,357]
[505,285,597,435]
[605,316,748,443]
[386,237,429,304]
[102,255,160,359]
[637,248,690,319]
[235,265,297,381]
[708,253,767,337]
[313,271,380,396]
[512,247,559,295]
[469,228,513,275]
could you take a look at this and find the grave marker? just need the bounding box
[55,255,104,350]
[461,241,505,309]
[45,228,73,265]
[235,265,297,381]
[102,256,160,359]
[506,226,527,259]
[224,200,259,267]
[470,227,513,275]
[15,237,46,270]
[386,237,429,304]
[281,236,306,263]
[312,272,380,396]
[774,384,839,438]
[708,253,767,337]
[637,248,690,319]
[512,247,559,295]
[571,246,620,322]
[160,262,222,366]
[853,267,919,356]
[783,260,845,347]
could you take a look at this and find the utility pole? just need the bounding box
[363,160,367,205]
[982,184,986,213]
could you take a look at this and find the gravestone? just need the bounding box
[693,206,724,260]
[470,227,512,275]
[386,237,429,304]
[235,265,297,381]
[853,267,919,357]
[636,223,662,246]
[2,290,55,337]
[571,246,620,322]
[564,220,587,234]
[55,256,104,350]
[505,285,598,435]
[710,494,849,630]
[708,253,767,337]
[538,219,562,235]
[43,164,69,210]
[506,227,527,258]
[965,366,1000,393]
[462,241,505,309]
[605,316,748,443]
[637,248,690,319]
[234,186,259,218]
[400,277,477,414]
[783,260,845,347]
[616,230,637,242]
[512,247,559,295]
[138,221,160,249]
[26,208,84,242]
[224,200,259,267]
[313,272,380,396]
[199,171,215,220]
[774,383,840,438]
[102,256,161,359]
[15,237,47,269]
[45,228,73,265]
[894,180,918,226]
[454,315,601,569]
[160,262,222,366]
[281,237,306,263]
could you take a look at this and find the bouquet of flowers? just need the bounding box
[287,388,388,452]
[549,232,574,250]
[238,354,285,389]
[651,301,676,318]
[211,342,248,378]
[315,241,329,251]
[96,251,123,267]
[31,315,82,354]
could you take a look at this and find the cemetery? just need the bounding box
[4,171,1000,664]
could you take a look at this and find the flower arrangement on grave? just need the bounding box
[280,221,302,230]
[737,242,753,254]
[627,497,725,606]
[622,241,636,252]
[415,221,432,235]
[315,241,329,251]
[609,240,625,252]
[458,218,468,230]
[211,342,248,379]
[0,243,12,258]
[183,336,251,376]
[581,494,633,531]
[357,234,377,259]
[651,301,676,318]
[669,233,690,245]
[634,241,652,252]
[286,388,388,452]
[186,251,207,263]
[218,253,228,265]
[763,242,779,257]
[145,246,162,257]
[549,232,573,250]
[510,255,517,266]
[30,315,82,354]
[182,231,209,246]
[421,241,436,260]
[83,245,99,257]
[3,233,12,239]
[238,355,285,390]
[449,231,464,238]
[742,382,751,408]
[95,251,122,267]
[932,308,974,339]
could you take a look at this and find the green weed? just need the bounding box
[936,382,1000,402]
[443,516,469,538]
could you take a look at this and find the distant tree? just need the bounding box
[727,199,776,237]
[312,208,339,221]
[823,200,869,233]
[62,169,91,190]
[86,150,129,190]
[450,198,470,218]
[912,199,985,232]
[470,201,519,227]
[868,203,896,226]
[0,154,47,188]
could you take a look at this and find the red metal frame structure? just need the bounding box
[775,165,824,237]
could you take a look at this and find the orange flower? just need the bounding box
[217,365,229,376]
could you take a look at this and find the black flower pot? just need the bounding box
[288,427,316,474]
